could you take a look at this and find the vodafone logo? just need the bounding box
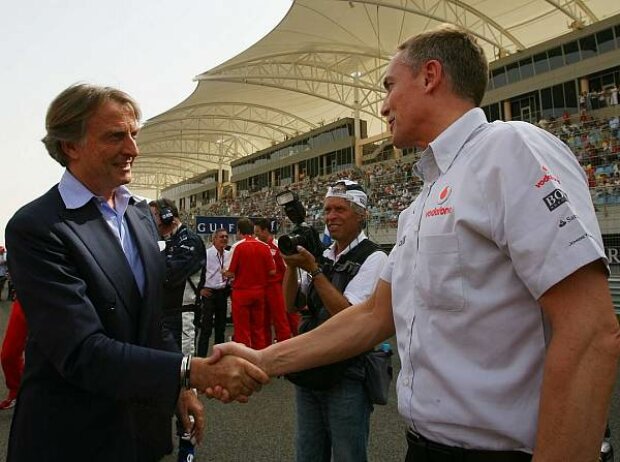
[535,165,560,189]
[437,185,452,204]
[425,206,454,218]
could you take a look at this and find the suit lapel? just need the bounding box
[125,200,165,344]
[62,200,141,323]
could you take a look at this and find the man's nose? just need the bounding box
[380,98,389,117]
[124,135,139,157]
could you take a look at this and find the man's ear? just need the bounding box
[422,59,443,94]
[60,140,80,161]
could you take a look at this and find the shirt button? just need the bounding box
[403,378,410,386]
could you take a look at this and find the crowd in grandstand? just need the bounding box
[541,113,620,205]
[184,112,620,231]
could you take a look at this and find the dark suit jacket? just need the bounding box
[6,186,182,462]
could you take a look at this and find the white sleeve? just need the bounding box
[344,250,388,305]
[476,123,607,299]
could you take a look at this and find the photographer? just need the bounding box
[281,180,387,462]
[150,198,206,349]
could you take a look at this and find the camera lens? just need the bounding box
[278,234,300,255]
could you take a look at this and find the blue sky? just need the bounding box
[0,0,292,242]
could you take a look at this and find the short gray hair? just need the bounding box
[397,24,488,106]
[42,83,141,166]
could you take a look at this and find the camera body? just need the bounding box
[276,191,324,260]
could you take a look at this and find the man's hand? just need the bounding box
[176,389,204,445]
[205,342,269,402]
[221,269,234,279]
[281,245,317,273]
[212,342,266,372]
[190,355,269,403]
[199,287,212,298]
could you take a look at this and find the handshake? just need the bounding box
[176,343,275,446]
[189,342,272,403]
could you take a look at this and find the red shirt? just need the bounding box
[267,237,286,284]
[228,235,276,290]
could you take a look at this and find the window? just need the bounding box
[483,103,502,121]
[482,105,492,121]
[534,52,550,74]
[579,35,598,59]
[491,67,507,88]
[616,26,620,49]
[552,84,565,114]
[564,81,578,113]
[547,47,563,70]
[596,28,615,54]
[541,87,553,118]
[519,57,534,79]
[506,62,520,83]
[510,101,521,120]
[588,65,620,93]
[486,76,494,91]
[563,41,580,65]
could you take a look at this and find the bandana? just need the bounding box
[325,180,368,209]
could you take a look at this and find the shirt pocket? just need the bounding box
[415,233,465,311]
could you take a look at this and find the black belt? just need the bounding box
[406,430,531,462]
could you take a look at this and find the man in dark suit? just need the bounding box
[5,83,268,461]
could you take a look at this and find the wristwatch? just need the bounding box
[309,267,322,279]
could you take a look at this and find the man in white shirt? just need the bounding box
[212,25,620,461]
[196,228,230,357]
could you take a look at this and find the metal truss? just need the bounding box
[134,102,322,188]
[135,0,604,192]
[339,0,525,56]
[198,50,389,123]
[544,0,598,25]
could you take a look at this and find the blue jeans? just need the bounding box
[295,377,372,462]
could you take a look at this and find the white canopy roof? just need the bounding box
[135,0,620,192]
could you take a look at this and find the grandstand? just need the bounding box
[135,1,620,275]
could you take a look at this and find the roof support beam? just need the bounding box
[340,0,524,54]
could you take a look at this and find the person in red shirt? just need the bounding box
[254,218,293,344]
[0,298,27,410]
[224,218,275,349]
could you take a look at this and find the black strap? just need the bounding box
[307,238,383,320]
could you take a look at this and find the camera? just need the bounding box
[276,190,324,260]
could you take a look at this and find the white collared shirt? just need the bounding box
[381,108,607,452]
[58,169,147,294]
[203,245,230,290]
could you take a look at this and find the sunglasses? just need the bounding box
[329,181,366,194]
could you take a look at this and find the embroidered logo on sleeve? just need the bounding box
[535,165,561,189]
[543,189,568,211]
[558,214,578,228]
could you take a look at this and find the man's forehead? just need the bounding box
[88,101,138,127]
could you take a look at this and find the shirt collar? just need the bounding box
[58,169,138,210]
[326,230,367,262]
[413,108,487,181]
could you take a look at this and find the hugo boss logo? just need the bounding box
[543,189,568,211]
